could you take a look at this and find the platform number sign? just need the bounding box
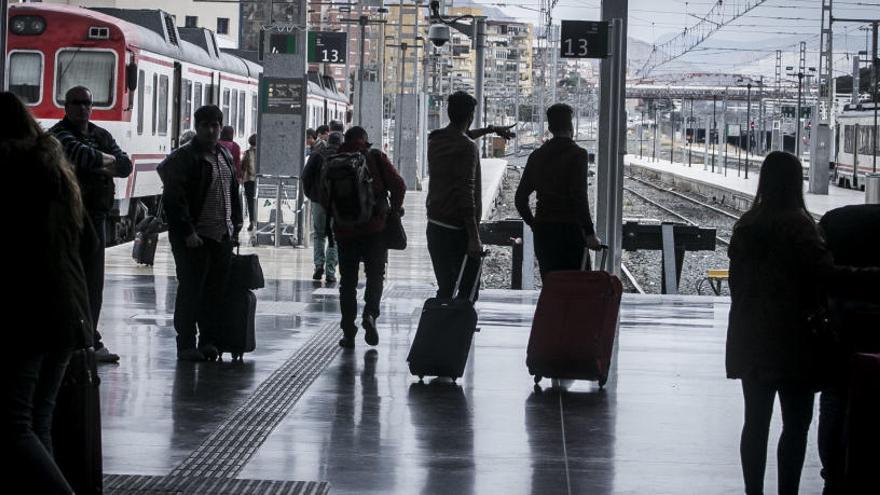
[308,32,347,64]
[560,20,609,59]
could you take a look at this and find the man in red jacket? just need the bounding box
[329,127,406,348]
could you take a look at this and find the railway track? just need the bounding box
[620,175,743,295]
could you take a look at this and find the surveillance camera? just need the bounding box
[428,23,451,47]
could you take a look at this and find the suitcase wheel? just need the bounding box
[418,375,424,382]
[598,376,607,389]
[533,375,542,385]
[232,352,243,362]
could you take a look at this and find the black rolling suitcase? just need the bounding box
[214,245,260,361]
[215,287,257,361]
[132,200,164,266]
[131,231,159,265]
[52,347,103,495]
[407,256,482,381]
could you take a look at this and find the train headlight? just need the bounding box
[10,16,47,35]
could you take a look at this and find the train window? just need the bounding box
[217,18,230,35]
[844,125,854,154]
[230,89,238,134]
[181,79,193,130]
[151,73,158,135]
[222,89,231,122]
[859,125,876,155]
[251,93,257,134]
[55,50,116,108]
[158,75,169,135]
[194,82,203,111]
[8,51,43,105]
[238,91,246,136]
[136,70,145,135]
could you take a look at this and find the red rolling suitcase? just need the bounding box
[526,247,622,388]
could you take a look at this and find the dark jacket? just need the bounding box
[157,139,243,240]
[514,137,595,235]
[8,134,96,350]
[302,139,341,202]
[331,142,406,241]
[819,204,880,363]
[725,209,879,386]
[426,125,482,227]
[49,117,132,214]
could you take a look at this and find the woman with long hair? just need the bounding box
[726,151,878,494]
[0,92,95,492]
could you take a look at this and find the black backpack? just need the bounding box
[321,151,376,227]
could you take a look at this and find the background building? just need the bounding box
[41,0,240,48]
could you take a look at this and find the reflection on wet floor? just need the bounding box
[97,191,824,494]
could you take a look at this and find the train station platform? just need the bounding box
[95,159,826,494]
[625,154,866,218]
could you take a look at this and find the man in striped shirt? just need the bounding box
[50,85,132,363]
[158,105,242,361]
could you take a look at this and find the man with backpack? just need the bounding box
[302,125,341,283]
[323,127,405,348]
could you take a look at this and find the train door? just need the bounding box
[171,62,182,149]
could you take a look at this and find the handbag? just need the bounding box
[375,154,407,250]
[229,245,265,290]
[382,207,407,250]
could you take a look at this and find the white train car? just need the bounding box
[6,4,349,243]
[834,104,879,189]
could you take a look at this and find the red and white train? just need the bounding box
[834,103,879,190]
[5,4,349,243]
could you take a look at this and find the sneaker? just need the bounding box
[325,272,337,284]
[198,343,219,361]
[338,336,355,349]
[362,315,379,347]
[177,348,206,361]
[94,346,120,363]
[312,267,324,281]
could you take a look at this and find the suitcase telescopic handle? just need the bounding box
[453,252,485,303]
[581,244,610,272]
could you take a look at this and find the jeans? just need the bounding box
[84,213,106,349]
[532,222,588,280]
[740,379,815,495]
[2,349,74,493]
[337,234,386,336]
[243,181,257,226]
[426,222,480,301]
[312,203,338,274]
[170,235,233,350]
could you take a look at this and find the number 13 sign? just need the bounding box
[559,20,609,59]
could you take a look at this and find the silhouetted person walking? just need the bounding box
[515,103,601,279]
[426,91,514,299]
[325,127,405,348]
[726,151,879,495]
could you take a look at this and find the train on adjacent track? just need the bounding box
[834,103,879,190]
[5,4,349,244]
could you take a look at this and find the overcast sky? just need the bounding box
[466,0,879,73]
